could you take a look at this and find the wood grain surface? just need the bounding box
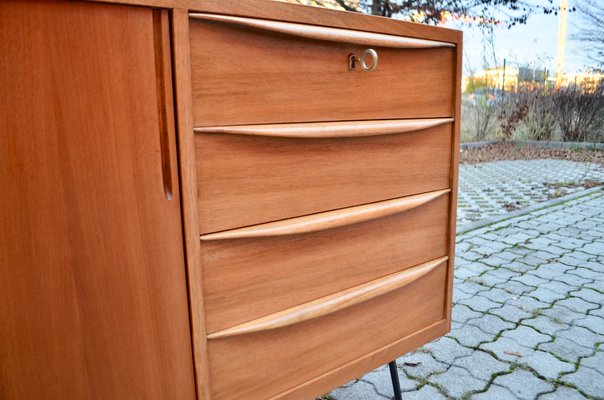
[194,117,454,138]
[201,189,450,240]
[208,256,448,339]
[201,194,449,334]
[85,0,461,44]
[197,123,452,233]
[189,13,455,48]
[189,16,455,126]
[171,9,212,400]
[206,261,449,400]
[0,2,195,399]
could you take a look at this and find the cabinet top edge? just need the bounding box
[81,0,462,43]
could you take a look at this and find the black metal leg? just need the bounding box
[388,361,403,400]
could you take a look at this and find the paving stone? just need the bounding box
[481,337,534,362]
[458,280,490,296]
[453,288,474,303]
[423,336,473,365]
[452,304,483,324]
[396,352,448,379]
[511,273,549,287]
[580,351,604,375]
[528,266,567,281]
[468,314,515,335]
[448,324,494,348]
[579,260,604,273]
[501,325,551,348]
[569,287,603,304]
[462,251,488,262]
[538,280,575,296]
[541,305,580,326]
[562,367,604,399]
[556,297,599,314]
[477,287,514,304]
[557,255,590,267]
[580,242,604,256]
[518,350,575,379]
[553,273,593,288]
[556,326,603,349]
[469,273,505,287]
[463,262,493,276]
[456,242,472,253]
[586,279,604,293]
[506,296,549,315]
[430,366,488,398]
[538,261,575,274]
[567,250,596,262]
[396,384,446,400]
[330,380,384,400]
[539,337,594,363]
[528,287,567,303]
[493,369,554,400]
[533,250,561,262]
[491,268,523,281]
[539,245,568,257]
[452,350,510,381]
[455,267,477,281]
[497,250,523,261]
[537,386,587,400]
[575,315,604,335]
[489,304,533,323]
[570,267,604,282]
[471,384,520,400]
[505,260,538,274]
[476,246,508,259]
[458,295,501,313]
[362,365,417,396]
[501,281,537,296]
[589,307,604,320]
[521,316,569,336]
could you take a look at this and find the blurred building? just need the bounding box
[464,66,551,93]
[464,66,603,93]
[555,71,604,91]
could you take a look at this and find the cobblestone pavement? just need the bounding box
[329,189,604,400]
[457,159,604,225]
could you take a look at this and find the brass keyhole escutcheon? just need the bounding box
[348,48,378,72]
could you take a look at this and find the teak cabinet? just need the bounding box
[0,1,462,399]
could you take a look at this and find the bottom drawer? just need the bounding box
[206,258,449,400]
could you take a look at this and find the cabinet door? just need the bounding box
[0,1,196,399]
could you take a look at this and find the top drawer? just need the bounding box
[189,14,456,127]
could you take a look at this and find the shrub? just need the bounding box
[551,83,604,142]
[519,90,558,141]
[463,92,501,141]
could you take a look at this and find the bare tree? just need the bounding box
[361,0,558,28]
[573,1,604,69]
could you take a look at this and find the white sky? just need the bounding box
[443,0,594,74]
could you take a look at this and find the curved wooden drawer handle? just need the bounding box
[207,256,448,339]
[201,189,450,241]
[194,118,453,139]
[189,13,455,49]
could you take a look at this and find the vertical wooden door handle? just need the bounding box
[153,9,175,200]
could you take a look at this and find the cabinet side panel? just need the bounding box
[0,1,196,399]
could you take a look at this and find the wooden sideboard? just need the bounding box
[0,0,462,399]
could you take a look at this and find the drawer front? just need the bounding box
[206,258,449,400]
[196,122,452,233]
[201,191,449,334]
[189,14,455,127]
